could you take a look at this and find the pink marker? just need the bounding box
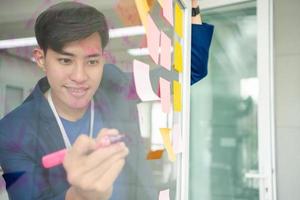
[42,135,126,169]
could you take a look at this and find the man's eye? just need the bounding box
[58,58,72,65]
[87,60,99,65]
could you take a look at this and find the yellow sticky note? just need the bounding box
[157,0,163,6]
[135,0,150,27]
[160,128,176,162]
[173,80,182,112]
[174,40,183,72]
[175,3,183,38]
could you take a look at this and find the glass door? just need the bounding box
[188,1,274,199]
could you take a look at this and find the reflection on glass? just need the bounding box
[0,1,180,200]
[190,4,259,200]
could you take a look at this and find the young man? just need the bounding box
[0,1,213,200]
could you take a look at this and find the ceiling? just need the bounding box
[0,0,163,70]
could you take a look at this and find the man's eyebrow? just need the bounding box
[59,50,75,57]
[86,53,101,58]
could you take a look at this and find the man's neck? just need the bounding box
[45,90,89,122]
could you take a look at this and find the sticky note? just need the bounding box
[159,189,170,200]
[160,78,171,113]
[146,14,160,64]
[173,80,182,112]
[174,40,183,72]
[134,0,150,27]
[157,0,163,6]
[114,0,141,26]
[146,149,164,160]
[175,3,183,38]
[160,31,171,71]
[162,0,173,26]
[133,59,160,101]
[160,128,176,162]
[147,0,156,9]
[172,124,183,154]
[137,102,151,138]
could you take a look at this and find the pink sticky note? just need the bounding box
[162,0,173,26]
[160,31,172,71]
[160,78,171,113]
[133,59,160,101]
[172,124,183,154]
[146,14,160,64]
[159,189,170,200]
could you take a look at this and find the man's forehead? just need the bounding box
[78,33,103,53]
[59,33,103,55]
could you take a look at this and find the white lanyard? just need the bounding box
[47,90,95,149]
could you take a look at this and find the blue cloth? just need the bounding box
[60,106,103,145]
[0,23,214,200]
[191,23,214,85]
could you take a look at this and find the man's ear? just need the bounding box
[33,48,46,71]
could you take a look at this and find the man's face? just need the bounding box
[38,32,104,111]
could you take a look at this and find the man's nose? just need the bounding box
[70,64,88,84]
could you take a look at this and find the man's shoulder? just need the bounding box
[0,98,39,131]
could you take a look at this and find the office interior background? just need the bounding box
[0,0,299,199]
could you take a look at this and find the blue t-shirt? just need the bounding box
[60,107,126,200]
[60,106,103,144]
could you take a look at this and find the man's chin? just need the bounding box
[67,98,91,110]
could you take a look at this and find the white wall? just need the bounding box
[0,53,44,118]
[274,0,300,199]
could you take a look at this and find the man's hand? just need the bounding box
[192,0,202,24]
[64,129,129,200]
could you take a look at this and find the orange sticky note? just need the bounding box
[160,31,171,71]
[173,80,182,112]
[147,149,164,160]
[174,40,183,72]
[160,128,176,162]
[133,59,159,101]
[146,14,160,64]
[175,3,183,38]
[135,0,150,27]
[162,0,173,26]
[160,78,171,113]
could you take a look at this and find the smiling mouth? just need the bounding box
[64,86,89,97]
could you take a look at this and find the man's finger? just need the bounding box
[85,142,128,170]
[72,135,96,155]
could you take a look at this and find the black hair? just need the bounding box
[34,1,109,53]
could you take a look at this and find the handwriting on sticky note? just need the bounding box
[160,31,171,71]
[162,0,173,26]
[160,78,171,113]
[147,149,164,160]
[173,80,182,112]
[174,40,183,72]
[133,59,159,101]
[146,14,160,64]
[175,2,183,38]
[160,128,176,162]
[159,189,170,200]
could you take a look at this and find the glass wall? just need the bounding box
[190,3,259,200]
[0,0,189,199]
